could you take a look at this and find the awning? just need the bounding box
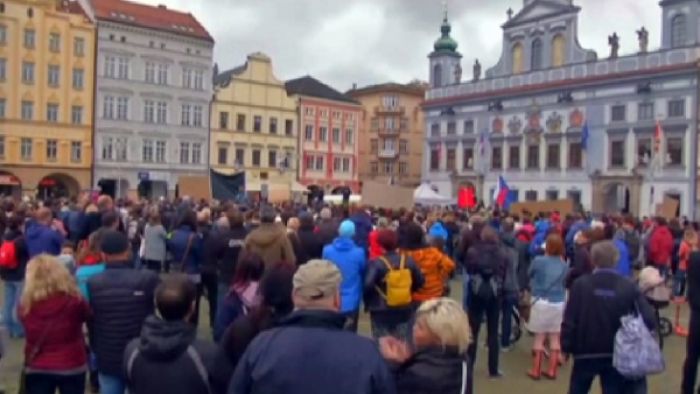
[0,175,21,186]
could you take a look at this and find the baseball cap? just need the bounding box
[293,260,341,301]
[100,230,129,255]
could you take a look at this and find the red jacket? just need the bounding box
[369,230,383,261]
[20,293,90,371]
[648,226,674,267]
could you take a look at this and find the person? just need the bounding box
[167,211,204,326]
[228,259,395,394]
[141,208,167,273]
[322,220,367,331]
[209,209,248,305]
[296,212,323,263]
[124,275,223,394]
[1,214,29,338]
[617,215,641,269]
[676,228,697,298]
[499,218,521,351]
[87,230,160,394]
[648,217,674,277]
[465,226,508,379]
[213,253,265,342]
[19,254,90,394]
[379,297,471,394]
[566,229,593,289]
[458,215,485,309]
[244,206,296,266]
[316,207,338,247]
[350,206,373,253]
[25,207,65,258]
[369,217,390,260]
[682,247,700,393]
[364,229,424,340]
[56,241,76,274]
[562,241,656,394]
[286,216,308,264]
[403,222,455,303]
[527,234,568,380]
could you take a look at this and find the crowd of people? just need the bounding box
[0,193,697,394]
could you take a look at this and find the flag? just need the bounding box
[654,120,663,154]
[581,122,589,151]
[458,187,476,209]
[493,176,512,210]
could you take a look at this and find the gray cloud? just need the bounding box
[141,0,661,91]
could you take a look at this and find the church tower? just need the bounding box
[660,0,700,49]
[428,6,462,88]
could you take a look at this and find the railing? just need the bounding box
[375,105,405,114]
[378,149,398,159]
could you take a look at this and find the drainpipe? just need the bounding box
[89,21,98,193]
[691,63,700,220]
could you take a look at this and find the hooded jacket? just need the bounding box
[207,225,248,285]
[25,221,64,258]
[124,316,223,394]
[404,247,455,302]
[648,225,674,266]
[167,226,203,275]
[244,223,296,266]
[529,220,551,257]
[391,347,468,394]
[323,237,366,312]
[351,211,373,252]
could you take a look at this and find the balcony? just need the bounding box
[378,128,400,136]
[375,105,405,115]
[378,148,399,159]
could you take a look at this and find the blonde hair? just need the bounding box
[21,254,80,314]
[416,297,472,353]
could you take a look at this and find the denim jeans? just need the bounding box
[461,269,471,311]
[2,280,24,337]
[98,373,125,394]
[25,372,85,394]
[674,270,687,297]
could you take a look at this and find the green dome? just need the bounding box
[434,18,458,52]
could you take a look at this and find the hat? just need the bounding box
[338,220,355,238]
[293,260,342,301]
[100,230,129,255]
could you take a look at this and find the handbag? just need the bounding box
[613,303,665,378]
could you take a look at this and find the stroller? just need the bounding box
[639,266,674,349]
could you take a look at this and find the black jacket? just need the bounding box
[209,226,248,285]
[316,219,338,248]
[364,252,424,313]
[88,264,160,377]
[124,316,226,394]
[392,347,468,394]
[465,240,508,299]
[297,226,323,263]
[0,229,29,282]
[566,243,592,289]
[561,269,656,358]
[688,251,700,312]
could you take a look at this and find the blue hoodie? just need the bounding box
[529,220,551,257]
[614,238,631,278]
[428,222,448,242]
[25,221,64,258]
[322,237,366,313]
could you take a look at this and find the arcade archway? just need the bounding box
[0,171,22,199]
[37,173,80,199]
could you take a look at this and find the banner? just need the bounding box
[361,181,414,209]
[509,199,575,216]
[178,176,211,201]
[210,170,245,202]
[656,196,679,220]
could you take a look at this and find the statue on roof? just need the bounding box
[637,27,649,54]
[454,63,462,84]
[608,33,620,59]
[473,59,481,82]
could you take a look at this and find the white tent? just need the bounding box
[413,183,454,206]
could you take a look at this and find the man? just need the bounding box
[648,217,674,276]
[682,248,700,394]
[616,215,641,269]
[124,275,224,394]
[244,206,295,266]
[25,207,65,257]
[296,212,323,263]
[229,260,395,394]
[208,209,248,313]
[350,206,373,253]
[82,195,118,241]
[316,207,338,247]
[88,230,160,394]
[499,218,521,351]
[562,241,656,394]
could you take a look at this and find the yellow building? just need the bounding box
[211,52,301,202]
[0,0,95,198]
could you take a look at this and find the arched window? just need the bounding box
[671,14,687,48]
[531,38,543,70]
[433,64,443,87]
[552,34,566,67]
[512,43,524,74]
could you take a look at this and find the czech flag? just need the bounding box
[493,175,512,210]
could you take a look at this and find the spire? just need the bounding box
[434,0,458,53]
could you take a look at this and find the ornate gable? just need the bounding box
[503,0,580,28]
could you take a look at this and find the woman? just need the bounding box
[286,217,308,265]
[296,212,323,263]
[19,254,90,394]
[142,207,167,272]
[213,252,265,342]
[676,228,697,298]
[682,247,700,394]
[402,222,455,303]
[369,217,390,260]
[1,214,29,338]
[167,211,203,325]
[380,298,471,394]
[527,233,568,381]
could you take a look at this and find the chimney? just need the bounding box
[158,4,167,9]
[352,83,357,90]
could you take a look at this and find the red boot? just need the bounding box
[527,350,544,380]
[543,350,560,380]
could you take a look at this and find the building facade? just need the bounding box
[424,0,700,218]
[286,76,361,193]
[92,0,213,199]
[348,83,426,187]
[0,0,95,198]
[211,53,298,202]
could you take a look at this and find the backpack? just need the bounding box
[126,345,211,394]
[0,240,19,269]
[377,255,413,307]
[613,305,665,379]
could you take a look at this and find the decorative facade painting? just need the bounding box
[492,116,505,133]
[546,111,563,133]
[569,108,584,129]
[508,116,523,134]
[526,101,542,133]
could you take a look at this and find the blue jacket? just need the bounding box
[167,227,202,275]
[428,222,448,242]
[323,238,366,313]
[25,221,64,258]
[529,220,551,257]
[350,212,373,251]
[565,221,589,247]
[614,238,631,278]
[76,264,106,301]
[229,310,395,394]
[529,255,568,303]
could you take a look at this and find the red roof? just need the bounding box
[92,0,213,42]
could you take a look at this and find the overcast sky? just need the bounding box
[141,0,660,91]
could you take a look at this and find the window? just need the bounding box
[345,129,354,145]
[155,141,166,163]
[236,114,245,131]
[668,99,685,117]
[384,117,396,130]
[102,137,113,160]
[546,143,560,169]
[671,14,687,48]
[432,64,442,87]
[46,139,57,161]
[638,102,654,121]
[611,105,626,122]
[235,149,244,166]
[72,68,84,90]
[269,117,278,134]
[304,125,314,141]
[447,122,456,135]
[104,56,116,78]
[157,64,168,85]
[446,148,456,171]
[268,150,277,168]
[463,147,474,170]
[71,141,81,162]
[144,100,155,123]
[156,102,167,124]
[0,58,6,80]
[48,65,60,87]
[512,42,524,74]
[531,38,543,70]
[74,37,84,57]
[22,62,34,83]
[315,156,324,171]
[179,142,190,164]
[145,62,155,83]
[0,25,5,45]
[399,161,407,175]
[49,33,60,52]
[194,70,204,90]
[464,120,474,134]
[332,128,340,143]
[430,148,440,170]
[252,150,261,167]
[116,97,128,120]
[21,138,32,160]
[0,136,4,158]
[24,29,35,49]
[319,127,328,142]
[0,99,5,118]
[115,137,127,161]
[371,162,378,175]
[193,105,202,127]
[430,123,440,137]
[610,139,626,167]
[552,34,566,67]
[183,104,193,125]
[117,57,128,79]
[143,139,154,162]
[637,138,652,166]
[568,142,582,169]
[667,137,683,166]
[399,139,408,154]
[491,146,503,170]
[525,190,538,202]
[182,68,192,88]
[383,161,394,175]
[192,143,202,164]
[343,158,351,172]
[217,146,227,165]
[546,190,559,201]
[46,104,58,122]
[305,155,314,170]
[527,145,539,169]
[383,95,399,108]
[285,119,293,136]
[253,116,262,133]
[509,145,520,169]
[103,96,114,119]
[371,139,378,154]
[568,190,582,207]
[21,101,33,120]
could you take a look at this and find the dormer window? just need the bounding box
[671,14,687,48]
[552,34,566,67]
[531,38,543,70]
[512,43,524,74]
